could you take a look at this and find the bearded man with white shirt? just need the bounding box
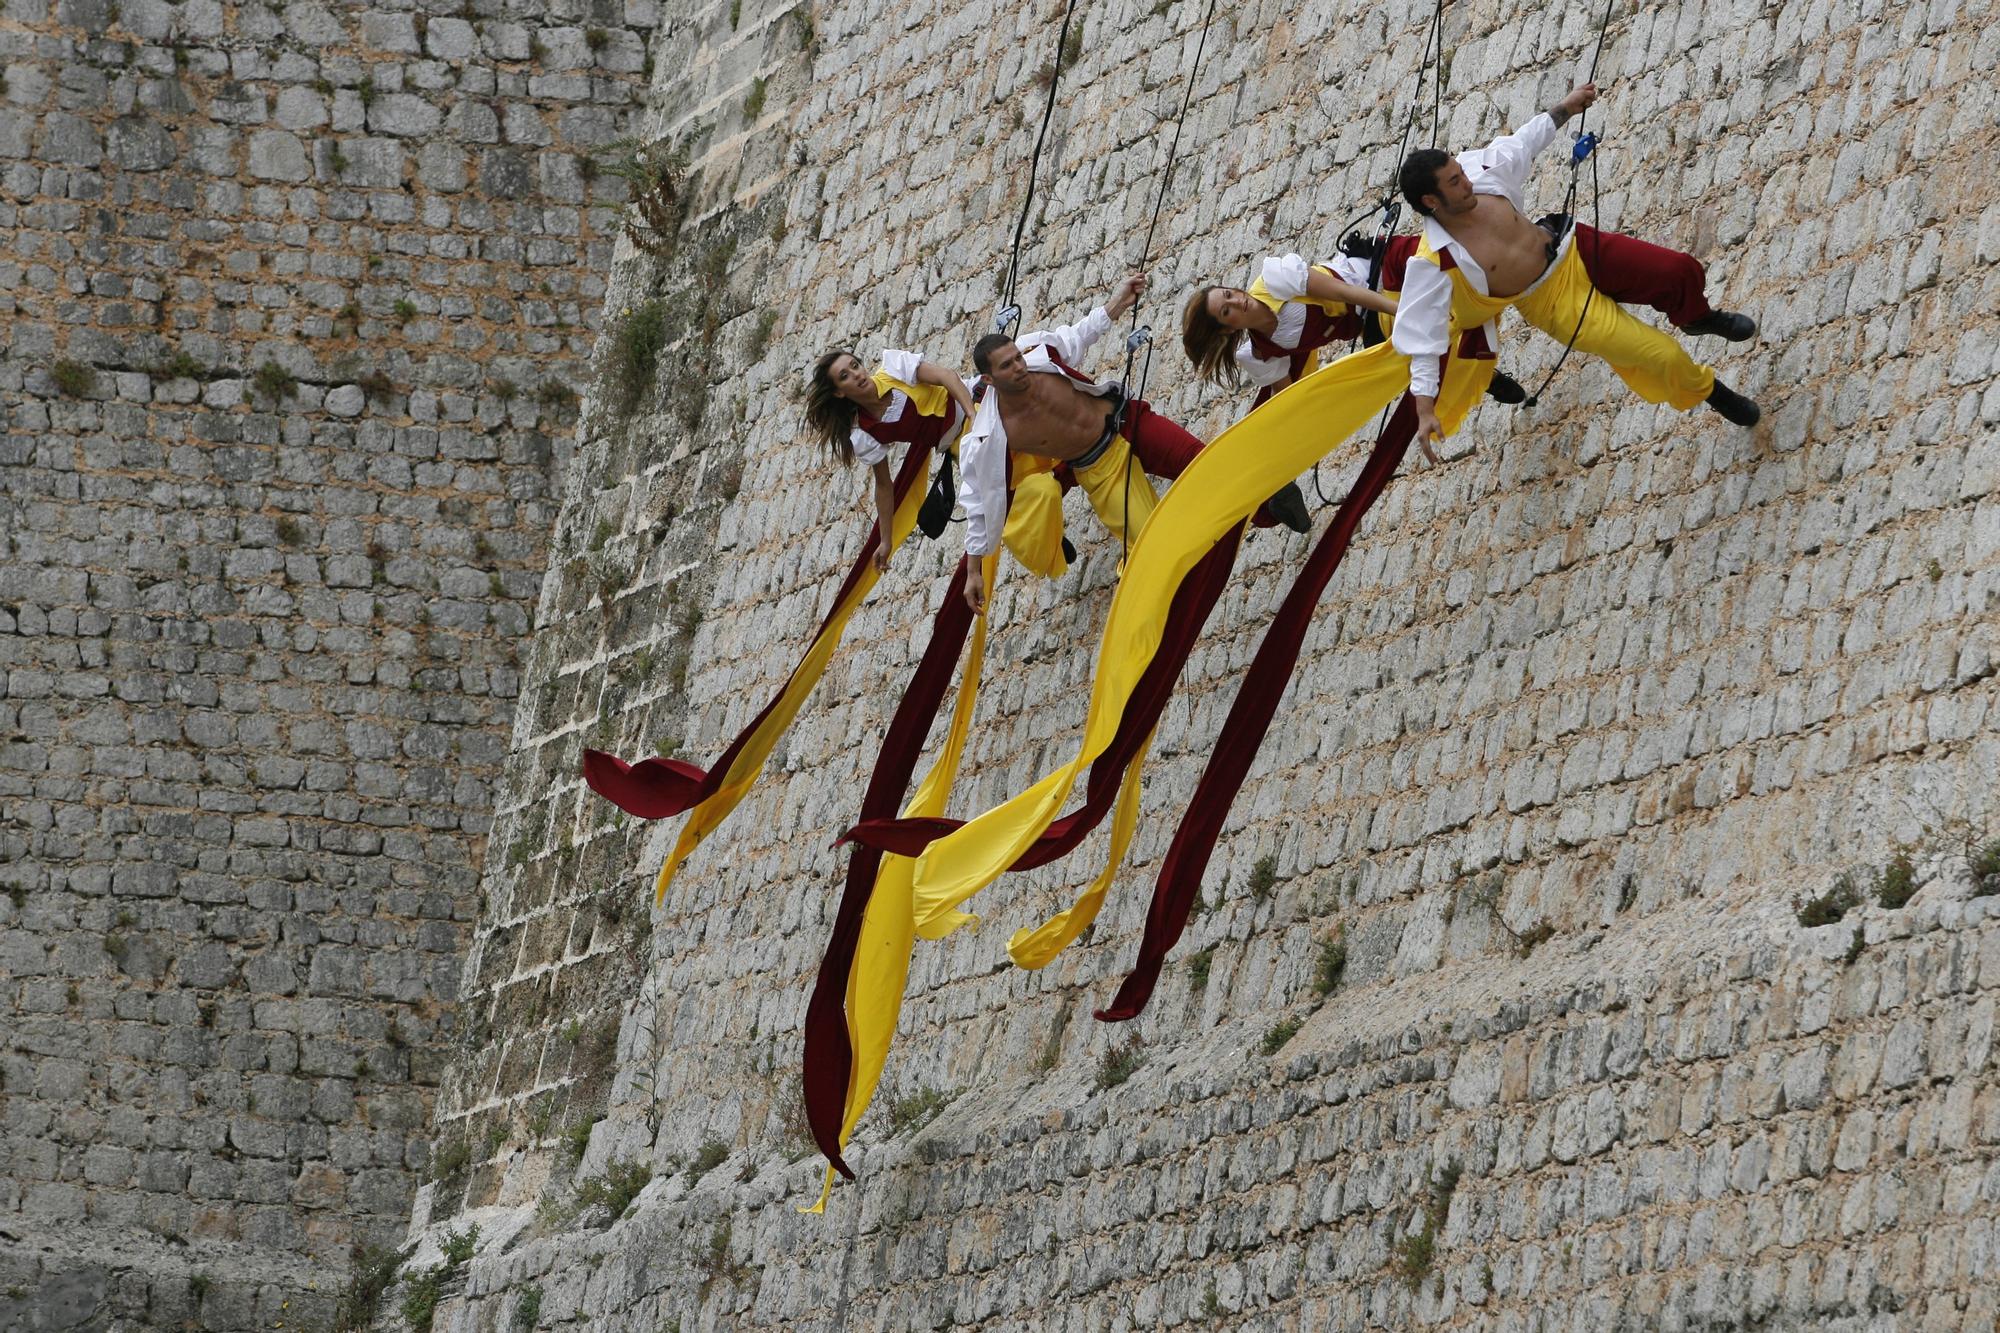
[955,271,1311,613]
[1395,82,1762,447]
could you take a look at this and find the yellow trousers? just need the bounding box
[1070,436,1160,549]
[1511,240,1715,409]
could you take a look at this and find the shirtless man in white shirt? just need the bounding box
[1395,82,1761,446]
[957,272,1310,612]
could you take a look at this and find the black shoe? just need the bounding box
[1706,380,1761,426]
[1264,481,1311,534]
[1681,310,1757,342]
[1485,371,1527,404]
[1060,536,1077,564]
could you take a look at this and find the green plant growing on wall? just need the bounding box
[687,1136,729,1182]
[1261,1015,1302,1056]
[742,76,766,118]
[1187,945,1214,991]
[1313,928,1347,996]
[331,1245,403,1333]
[887,1086,952,1135]
[599,138,689,257]
[600,299,669,418]
[1794,873,1860,927]
[252,361,297,403]
[51,359,97,397]
[511,1286,542,1331]
[1095,1036,1144,1091]
[1392,1160,1461,1291]
[1874,851,1917,908]
[573,1159,651,1220]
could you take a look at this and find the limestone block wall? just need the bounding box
[414,0,2000,1324]
[0,0,663,1325]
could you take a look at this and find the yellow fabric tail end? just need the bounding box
[652,470,930,907]
[804,553,996,1214]
[1006,728,1154,970]
[800,1164,837,1215]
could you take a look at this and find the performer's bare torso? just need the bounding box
[995,374,1116,461]
[1439,194,1551,299]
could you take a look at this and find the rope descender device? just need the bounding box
[994,304,1022,336]
[1570,130,1599,164]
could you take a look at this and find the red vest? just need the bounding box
[856,396,963,453]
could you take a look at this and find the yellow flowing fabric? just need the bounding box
[908,340,1490,929]
[1003,727,1153,969]
[653,454,932,903]
[651,416,1067,904]
[802,551,999,1214]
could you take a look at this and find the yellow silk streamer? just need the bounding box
[909,341,1492,930]
[803,551,999,1215]
[1003,726,1154,970]
[652,458,933,904]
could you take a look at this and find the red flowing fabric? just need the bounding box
[802,559,978,1177]
[839,523,1245,865]
[580,444,933,819]
[1094,394,1422,1022]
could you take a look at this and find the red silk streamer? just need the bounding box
[580,444,934,819]
[1094,394,1421,1023]
[802,559,979,1178]
[839,524,1245,866]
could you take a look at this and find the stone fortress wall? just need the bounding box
[412,0,2000,1326]
[6,0,1999,1326]
[0,0,672,1323]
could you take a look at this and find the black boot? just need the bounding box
[1706,380,1761,426]
[1264,481,1311,534]
[1680,310,1757,341]
[1485,370,1527,404]
[1061,536,1077,564]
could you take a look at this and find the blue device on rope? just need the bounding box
[994,304,1021,335]
[1571,131,1599,164]
[1125,326,1152,354]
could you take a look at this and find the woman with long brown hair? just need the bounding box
[805,347,978,573]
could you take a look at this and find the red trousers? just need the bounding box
[1573,223,1714,328]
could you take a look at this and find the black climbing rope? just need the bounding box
[996,0,1081,336]
[1307,0,1447,506]
[1116,0,1222,560]
[1518,0,1618,408]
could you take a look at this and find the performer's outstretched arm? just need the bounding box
[1304,267,1397,316]
[913,358,977,420]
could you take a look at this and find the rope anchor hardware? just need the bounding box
[994,304,1022,335]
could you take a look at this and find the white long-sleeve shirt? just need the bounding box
[1233,253,1374,388]
[957,306,1120,557]
[1392,111,1565,398]
[848,348,930,466]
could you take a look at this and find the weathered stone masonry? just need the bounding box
[417,0,2000,1326]
[0,0,669,1324]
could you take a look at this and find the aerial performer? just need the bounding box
[1098,211,1760,1019]
[579,342,1067,902]
[902,81,1766,972]
[954,270,1311,614]
[1179,245,1529,408]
